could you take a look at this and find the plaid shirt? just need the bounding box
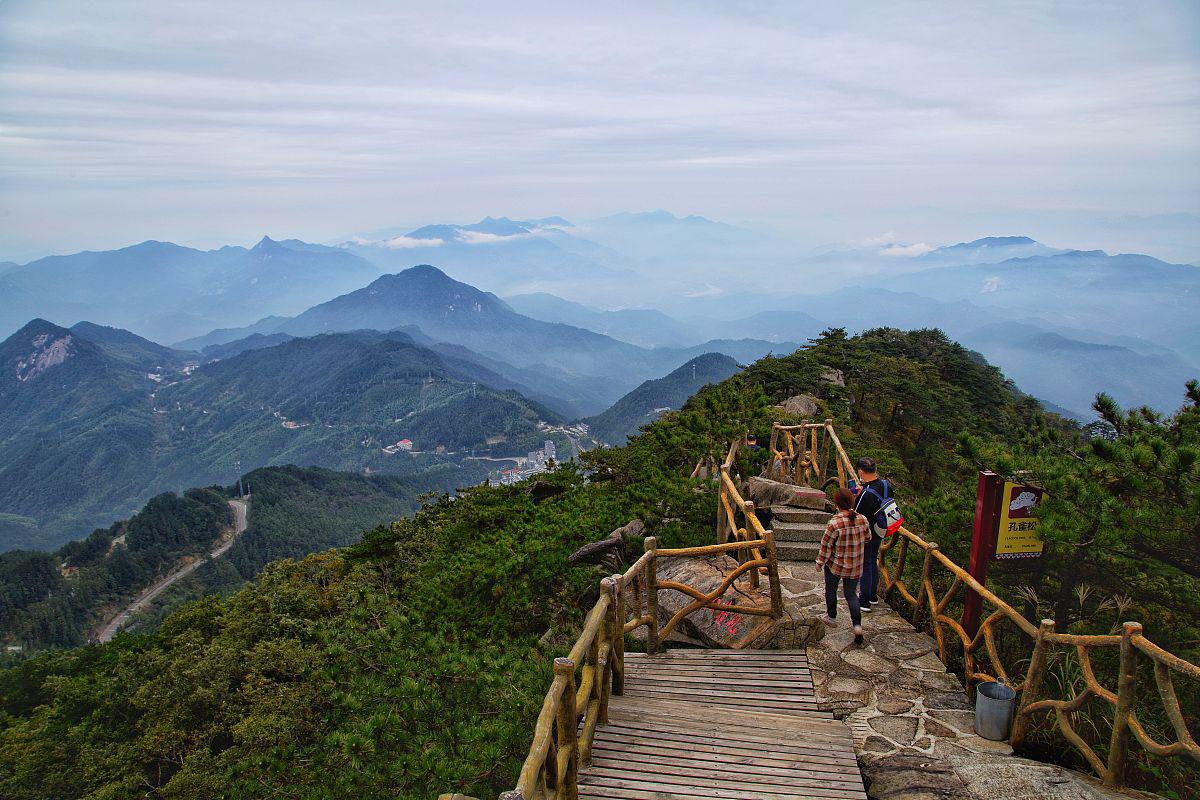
[816,510,870,579]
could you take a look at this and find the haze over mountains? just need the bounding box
[1,210,1196,552]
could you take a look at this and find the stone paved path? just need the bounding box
[775,561,1154,800]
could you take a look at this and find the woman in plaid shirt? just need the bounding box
[816,487,869,644]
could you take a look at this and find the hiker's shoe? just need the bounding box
[860,603,873,613]
[853,625,865,646]
[821,614,838,627]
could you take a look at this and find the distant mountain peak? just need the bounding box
[4,319,81,383]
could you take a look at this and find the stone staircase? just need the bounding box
[771,503,832,562]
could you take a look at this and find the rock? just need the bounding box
[863,735,895,753]
[844,648,897,675]
[888,668,925,690]
[654,554,775,648]
[948,755,1115,799]
[780,393,819,417]
[877,698,914,715]
[821,369,846,387]
[871,631,937,660]
[860,752,972,800]
[746,476,827,509]
[869,715,920,746]
[924,690,972,710]
[826,675,872,701]
[923,719,958,739]
[918,671,964,692]
[928,710,976,735]
[756,608,825,649]
[904,651,949,671]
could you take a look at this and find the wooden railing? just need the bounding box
[768,420,856,491]
[877,512,1200,788]
[499,527,783,800]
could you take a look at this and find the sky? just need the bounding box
[1,0,1199,262]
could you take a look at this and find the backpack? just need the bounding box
[861,480,904,537]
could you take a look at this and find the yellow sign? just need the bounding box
[995,481,1044,559]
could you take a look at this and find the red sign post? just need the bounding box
[963,471,1003,638]
[964,472,1046,637]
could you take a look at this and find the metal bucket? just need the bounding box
[974,681,1016,741]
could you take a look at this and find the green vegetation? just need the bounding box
[0,321,555,550]
[0,328,1195,798]
[124,463,487,631]
[0,489,231,658]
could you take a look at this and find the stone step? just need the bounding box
[776,542,820,562]
[772,521,825,543]
[771,505,831,524]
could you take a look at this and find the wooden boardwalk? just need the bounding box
[578,649,867,800]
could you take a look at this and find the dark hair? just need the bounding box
[834,487,857,521]
[856,456,878,474]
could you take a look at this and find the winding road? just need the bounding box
[95,499,248,643]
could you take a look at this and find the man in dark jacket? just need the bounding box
[853,457,888,612]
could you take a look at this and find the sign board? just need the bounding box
[994,481,1045,559]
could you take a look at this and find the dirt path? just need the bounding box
[95,499,248,643]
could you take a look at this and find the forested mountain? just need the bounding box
[0,238,380,343]
[0,322,557,551]
[0,464,478,658]
[9,328,1194,798]
[586,353,741,444]
[0,488,232,656]
[255,264,792,409]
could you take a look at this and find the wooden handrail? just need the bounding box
[504,494,786,799]
[865,460,1200,788]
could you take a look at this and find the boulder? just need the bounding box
[859,752,972,800]
[821,369,846,387]
[655,554,777,648]
[780,393,819,417]
[747,476,827,510]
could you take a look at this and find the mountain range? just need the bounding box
[1,215,1196,552]
[0,319,563,551]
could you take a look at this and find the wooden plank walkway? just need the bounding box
[578,649,868,800]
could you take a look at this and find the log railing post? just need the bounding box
[744,500,760,589]
[763,529,783,618]
[644,536,660,654]
[1010,618,1054,750]
[554,657,579,800]
[716,469,729,543]
[913,543,937,628]
[1105,621,1142,788]
[891,534,910,595]
[604,575,623,698]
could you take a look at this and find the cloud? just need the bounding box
[0,1,1197,257]
[384,235,442,249]
[455,230,533,245]
[879,242,935,257]
[684,284,725,298]
[981,276,1001,293]
[342,235,442,249]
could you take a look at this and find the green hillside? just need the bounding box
[586,352,741,444]
[0,488,233,657]
[0,322,556,551]
[0,464,483,658]
[0,328,1195,798]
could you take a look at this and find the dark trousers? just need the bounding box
[860,534,882,606]
[824,565,862,627]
